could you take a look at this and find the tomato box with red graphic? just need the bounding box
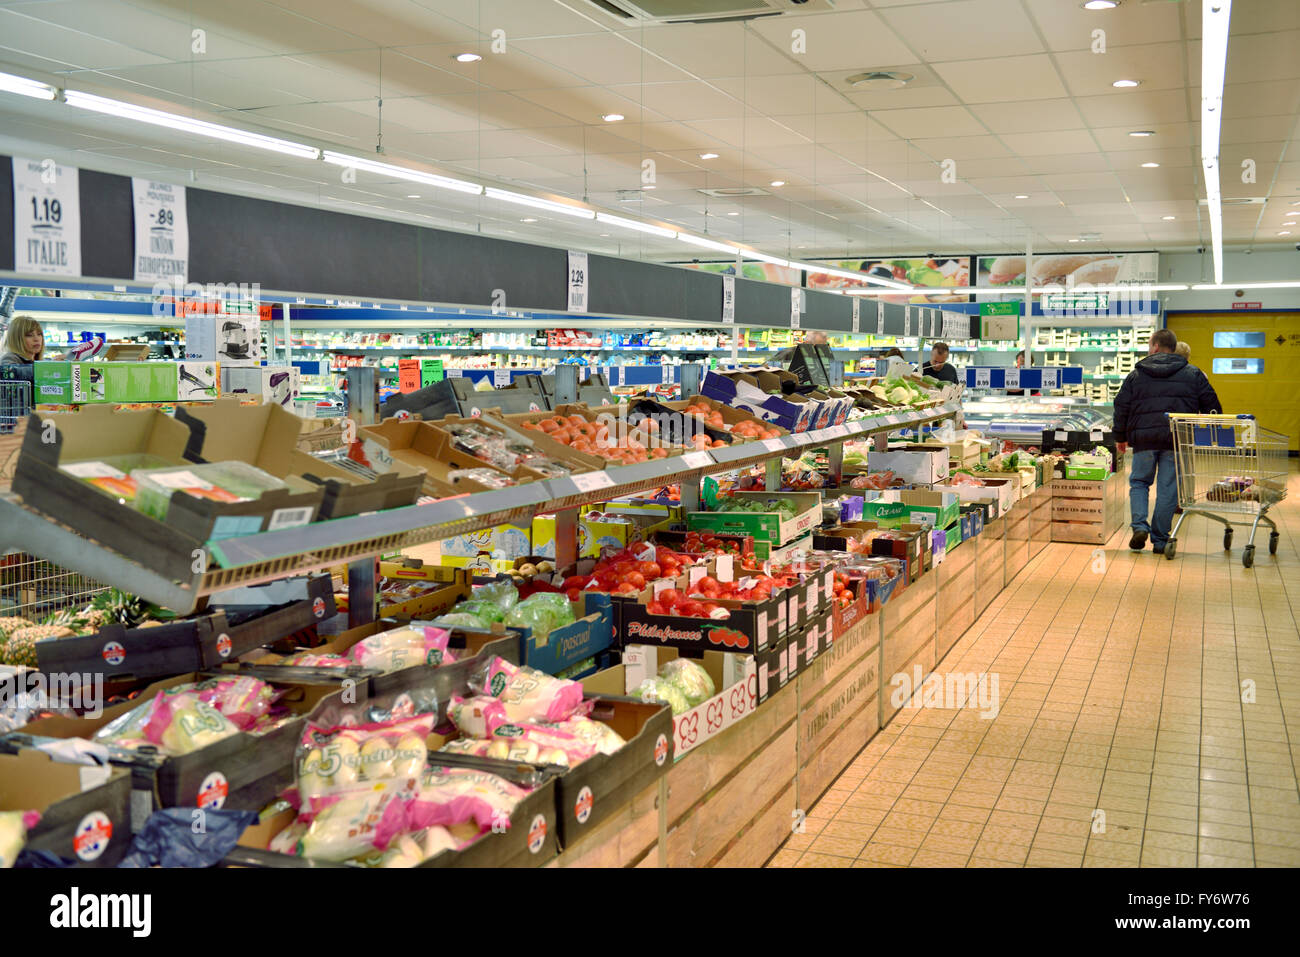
[0,748,132,868]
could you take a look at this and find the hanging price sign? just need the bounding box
[722,274,736,324]
[851,297,861,334]
[13,157,81,277]
[132,179,188,282]
[567,251,589,312]
[876,300,885,335]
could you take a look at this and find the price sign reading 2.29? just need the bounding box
[567,250,589,313]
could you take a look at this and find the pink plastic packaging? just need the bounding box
[411,766,530,832]
[447,695,509,738]
[349,626,458,672]
[476,656,586,724]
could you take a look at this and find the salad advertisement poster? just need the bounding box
[803,258,972,304]
[681,260,803,287]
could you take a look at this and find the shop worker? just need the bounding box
[774,329,828,365]
[1113,327,1221,554]
[1,315,47,365]
[922,342,959,385]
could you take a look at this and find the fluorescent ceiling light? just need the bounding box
[1192,280,1300,290]
[1141,162,1160,168]
[521,218,538,223]
[0,70,56,100]
[1279,231,1292,236]
[741,250,792,268]
[601,113,625,122]
[1201,0,1232,285]
[1083,0,1118,8]
[699,152,719,160]
[484,187,596,219]
[1112,79,1140,88]
[1162,215,1176,220]
[453,53,482,63]
[1014,194,1029,199]
[770,180,786,187]
[322,151,482,194]
[594,211,676,238]
[65,90,320,158]
[677,233,740,254]
[1282,220,1296,226]
[1129,130,1156,137]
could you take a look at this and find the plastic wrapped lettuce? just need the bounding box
[473,579,519,614]
[452,599,508,624]
[428,611,492,632]
[503,592,575,641]
[636,677,690,715]
[660,658,716,708]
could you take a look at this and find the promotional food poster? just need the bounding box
[804,258,972,304]
[976,252,1159,289]
[680,260,802,287]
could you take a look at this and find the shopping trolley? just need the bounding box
[0,378,29,435]
[1165,413,1288,567]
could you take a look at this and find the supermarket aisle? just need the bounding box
[770,462,1300,868]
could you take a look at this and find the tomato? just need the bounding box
[638,561,662,579]
[657,588,683,608]
[624,571,646,589]
[566,588,581,602]
[696,575,720,592]
[647,601,667,615]
[615,582,638,594]
[676,600,703,617]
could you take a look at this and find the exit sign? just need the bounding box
[1231,302,1262,310]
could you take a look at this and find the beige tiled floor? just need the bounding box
[770,463,1300,868]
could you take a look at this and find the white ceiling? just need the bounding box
[0,0,1297,265]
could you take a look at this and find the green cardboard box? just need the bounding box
[72,361,179,404]
[687,491,822,545]
[859,489,959,530]
[33,361,73,403]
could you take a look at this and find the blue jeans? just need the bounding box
[1130,449,1178,546]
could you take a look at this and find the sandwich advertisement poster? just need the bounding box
[977,253,1158,289]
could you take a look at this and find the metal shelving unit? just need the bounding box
[0,400,961,616]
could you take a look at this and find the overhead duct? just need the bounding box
[581,0,835,24]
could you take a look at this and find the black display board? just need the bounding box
[0,153,861,332]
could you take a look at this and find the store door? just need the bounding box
[1166,313,1300,452]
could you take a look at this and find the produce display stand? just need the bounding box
[6,397,1047,869]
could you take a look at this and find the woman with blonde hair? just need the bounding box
[1175,341,1190,360]
[1,315,47,365]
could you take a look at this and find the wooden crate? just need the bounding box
[1051,521,1111,544]
[550,779,660,868]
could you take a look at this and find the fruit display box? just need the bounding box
[862,445,951,485]
[859,489,959,530]
[612,587,779,657]
[0,748,132,867]
[17,670,349,816]
[420,774,560,868]
[685,491,822,545]
[931,476,1017,519]
[176,401,424,520]
[700,369,821,433]
[12,406,324,579]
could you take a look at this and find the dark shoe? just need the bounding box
[1129,530,1148,551]
[1152,544,1165,555]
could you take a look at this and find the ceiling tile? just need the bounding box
[934,54,1068,104]
[878,0,1046,62]
[748,9,920,72]
[868,104,986,139]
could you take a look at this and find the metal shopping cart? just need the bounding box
[0,377,29,435]
[1165,413,1289,567]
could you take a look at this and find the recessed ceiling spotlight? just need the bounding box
[1283,220,1297,226]
[601,113,625,122]
[642,184,655,190]
[1014,194,1029,199]
[727,211,739,216]
[599,233,610,237]
[699,152,719,160]
[1082,0,1118,9]
[406,194,421,199]
[845,71,914,91]
[1129,130,1156,137]
[770,180,786,187]
[1162,215,1176,220]
[453,53,481,63]
[521,217,538,223]
[1142,162,1160,168]
[1067,238,1081,243]
[1279,231,1292,236]
[1112,79,1140,88]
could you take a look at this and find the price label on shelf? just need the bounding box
[493,368,512,388]
[1040,368,1060,389]
[876,300,885,336]
[974,368,992,389]
[566,250,589,313]
[12,156,81,277]
[131,179,188,282]
[851,297,861,334]
[790,287,802,328]
[681,451,713,469]
[446,368,464,378]
[1004,368,1020,390]
[722,274,736,324]
[762,437,786,453]
[572,471,616,492]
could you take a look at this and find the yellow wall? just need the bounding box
[1166,313,1300,452]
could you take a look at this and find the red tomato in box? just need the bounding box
[623,571,646,589]
[638,561,662,579]
[658,588,683,608]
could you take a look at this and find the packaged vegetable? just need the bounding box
[417,766,530,832]
[0,810,40,868]
[131,461,287,521]
[636,677,691,715]
[472,579,520,613]
[143,692,241,754]
[295,713,433,812]
[348,626,456,672]
[428,611,492,632]
[278,652,353,669]
[473,657,587,724]
[553,715,626,756]
[659,658,716,707]
[447,695,508,738]
[486,722,595,766]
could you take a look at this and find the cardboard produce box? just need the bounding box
[12,406,323,576]
[701,369,821,433]
[357,417,548,496]
[864,445,951,484]
[931,476,1017,519]
[686,491,822,545]
[176,400,424,519]
[859,489,959,530]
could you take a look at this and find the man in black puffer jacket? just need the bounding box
[1113,328,1221,554]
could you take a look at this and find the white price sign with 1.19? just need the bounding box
[12,157,81,277]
